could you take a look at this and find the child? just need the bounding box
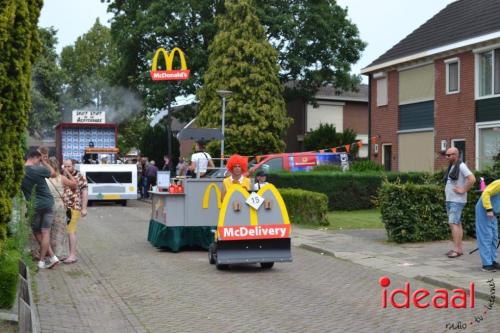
[253,170,268,191]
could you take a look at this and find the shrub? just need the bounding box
[312,164,343,172]
[349,160,384,172]
[378,183,449,243]
[0,246,20,309]
[0,195,35,309]
[279,188,328,226]
[378,182,479,243]
[268,171,430,210]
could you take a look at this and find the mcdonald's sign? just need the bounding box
[150,47,190,81]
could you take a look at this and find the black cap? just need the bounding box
[255,170,267,177]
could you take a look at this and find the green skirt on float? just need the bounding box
[147,219,215,252]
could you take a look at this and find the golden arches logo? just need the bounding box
[202,183,222,209]
[216,184,291,240]
[150,47,190,81]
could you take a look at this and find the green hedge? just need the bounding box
[268,171,430,210]
[279,188,328,226]
[379,183,448,243]
[0,246,20,309]
[378,182,482,243]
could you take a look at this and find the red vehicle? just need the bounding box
[249,152,350,173]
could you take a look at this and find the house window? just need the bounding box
[478,48,500,97]
[477,124,500,170]
[376,77,388,106]
[445,58,459,94]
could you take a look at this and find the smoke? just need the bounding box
[103,86,144,124]
[60,86,144,124]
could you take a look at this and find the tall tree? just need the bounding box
[303,124,358,155]
[196,0,291,156]
[107,0,365,110]
[60,19,116,110]
[0,0,43,244]
[29,27,64,138]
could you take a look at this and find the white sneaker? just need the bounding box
[48,256,60,268]
[38,260,49,269]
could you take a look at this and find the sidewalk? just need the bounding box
[292,227,497,301]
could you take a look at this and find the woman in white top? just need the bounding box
[46,157,77,257]
[189,141,214,177]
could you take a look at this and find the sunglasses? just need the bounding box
[445,153,456,157]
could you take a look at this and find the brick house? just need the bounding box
[362,0,500,172]
[284,84,369,157]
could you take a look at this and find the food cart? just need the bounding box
[147,128,224,251]
[208,183,293,269]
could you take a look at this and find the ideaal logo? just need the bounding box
[379,276,474,309]
[379,276,496,330]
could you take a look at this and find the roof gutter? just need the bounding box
[361,30,500,74]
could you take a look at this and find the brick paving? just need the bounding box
[33,200,499,332]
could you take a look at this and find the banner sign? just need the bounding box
[72,110,106,124]
[150,47,190,81]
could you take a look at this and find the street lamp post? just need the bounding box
[216,89,232,167]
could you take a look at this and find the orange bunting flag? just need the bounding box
[319,149,325,153]
[331,147,337,153]
[345,144,351,153]
[256,155,262,163]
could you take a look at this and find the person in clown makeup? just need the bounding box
[221,154,251,200]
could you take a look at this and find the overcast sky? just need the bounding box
[39,0,456,82]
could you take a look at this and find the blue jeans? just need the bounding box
[475,195,500,266]
[446,201,466,224]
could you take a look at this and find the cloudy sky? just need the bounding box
[39,0,456,80]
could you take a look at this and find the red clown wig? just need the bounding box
[226,154,248,173]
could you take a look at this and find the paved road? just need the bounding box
[34,200,498,333]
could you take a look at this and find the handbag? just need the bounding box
[49,178,72,224]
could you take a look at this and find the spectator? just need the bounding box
[62,159,88,264]
[189,141,214,178]
[443,147,475,258]
[138,157,148,199]
[46,157,77,257]
[21,150,60,269]
[162,155,171,171]
[145,160,158,197]
[176,157,188,177]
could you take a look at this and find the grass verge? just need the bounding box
[326,209,383,230]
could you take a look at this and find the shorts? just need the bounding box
[32,207,54,231]
[446,201,466,224]
[67,209,81,234]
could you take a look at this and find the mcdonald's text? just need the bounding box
[379,276,475,309]
[150,69,190,81]
[218,225,291,241]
